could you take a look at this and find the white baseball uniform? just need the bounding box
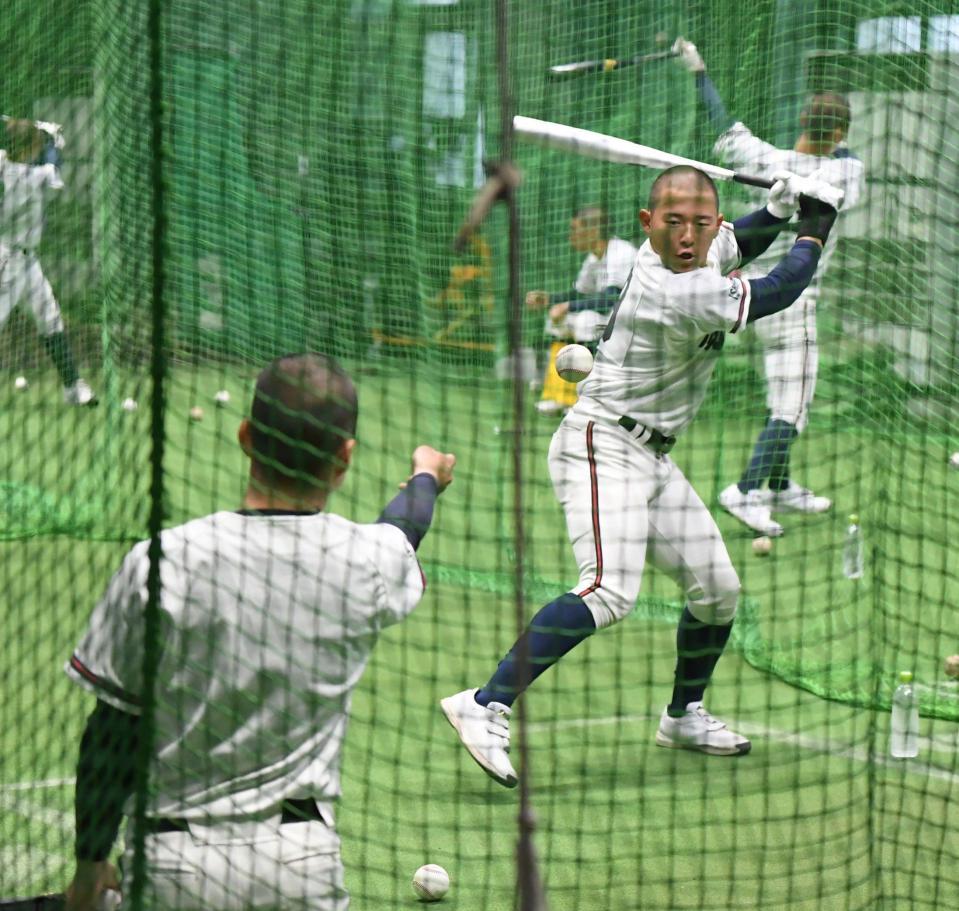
[0,157,66,335]
[66,510,425,911]
[547,236,638,343]
[714,122,864,431]
[550,223,748,630]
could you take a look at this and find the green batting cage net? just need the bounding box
[2,0,958,908]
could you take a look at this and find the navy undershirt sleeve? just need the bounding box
[733,207,792,267]
[548,288,580,305]
[747,240,822,323]
[696,72,735,134]
[567,286,623,313]
[377,473,439,551]
[75,700,140,861]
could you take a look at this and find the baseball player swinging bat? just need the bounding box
[513,115,774,190]
[548,49,678,77]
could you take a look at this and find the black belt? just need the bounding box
[146,797,325,834]
[617,416,676,455]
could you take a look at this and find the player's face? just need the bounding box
[568,217,598,253]
[640,188,723,273]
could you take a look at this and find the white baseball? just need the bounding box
[189,406,204,422]
[555,343,593,383]
[214,389,230,407]
[14,376,28,391]
[949,451,959,470]
[121,398,138,412]
[752,535,773,557]
[96,889,122,911]
[412,864,450,901]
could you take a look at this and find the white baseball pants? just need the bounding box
[548,413,740,629]
[0,249,64,335]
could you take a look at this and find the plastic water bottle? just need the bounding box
[842,514,864,579]
[890,670,919,758]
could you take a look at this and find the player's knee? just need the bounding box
[580,584,635,629]
[685,568,740,625]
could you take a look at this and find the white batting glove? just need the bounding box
[35,119,65,148]
[766,170,802,219]
[793,172,845,211]
[672,37,705,73]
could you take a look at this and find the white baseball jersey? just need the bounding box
[573,236,637,295]
[714,122,863,295]
[66,510,425,822]
[573,221,749,436]
[0,158,63,250]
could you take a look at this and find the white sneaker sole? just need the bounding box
[654,729,752,756]
[440,695,518,788]
[718,501,784,537]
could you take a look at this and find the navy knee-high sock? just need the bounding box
[476,593,596,708]
[737,418,798,493]
[41,332,79,387]
[667,607,734,716]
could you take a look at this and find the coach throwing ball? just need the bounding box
[63,353,455,910]
[441,164,841,787]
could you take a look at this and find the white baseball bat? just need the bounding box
[513,116,772,189]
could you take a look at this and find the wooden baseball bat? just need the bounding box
[512,116,773,189]
[548,49,678,77]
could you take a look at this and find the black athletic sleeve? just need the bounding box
[376,473,440,551]
[746,240,822,323]
[548,288,581,305]
[75,699,140,861]
[732,207,792,267]
[567,286,623,314]
[696,72,735,134]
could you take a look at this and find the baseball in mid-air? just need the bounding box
[189,406,204,422]
[121,398,138,412]
[412,864,450,902]
[752,535,773,557]
[555,344,594,383]
[14,375,28,391]
[944,655,959,678]
[949,451,959,470]
[214,389,230,407]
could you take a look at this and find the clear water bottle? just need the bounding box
[843,514,864,579]
[890,670,919,758]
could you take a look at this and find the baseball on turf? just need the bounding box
[949,452,959,470]
[121,397,138,412]
[555,343,594,383]
[189,406,204,422]
[945,655,959,678]
[14,375,28,391]
[752,535,773,556]
[214,389,230,407]
[412,864,450,902]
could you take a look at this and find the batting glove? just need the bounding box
[672,37,705,73]
[766,170,802,219]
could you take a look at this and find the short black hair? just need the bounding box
[801,92,851,142]
[572,205,611,240]
[249,353,358,490]
[647,166,719,211]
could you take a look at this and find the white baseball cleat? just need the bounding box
[769,481,831,514]
[655,702,751,756]
[440,689,518,788]
[718,484,783,537]
[63,378,98,406]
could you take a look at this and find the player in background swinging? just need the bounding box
[441,164,843,787]
[63,353,455,911]
[526,206,637,414]
[673,38,863,536]
[0,117,96,405]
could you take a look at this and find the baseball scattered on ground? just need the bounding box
[412,864,450,902]
[214,389,230,407]
[949,452,959,470]
[189,406,204,422]
[14,375,28,391]
[944,655,959,678]
[121,398,138,412]
[752,535,773,557]
[555,343,594,383]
